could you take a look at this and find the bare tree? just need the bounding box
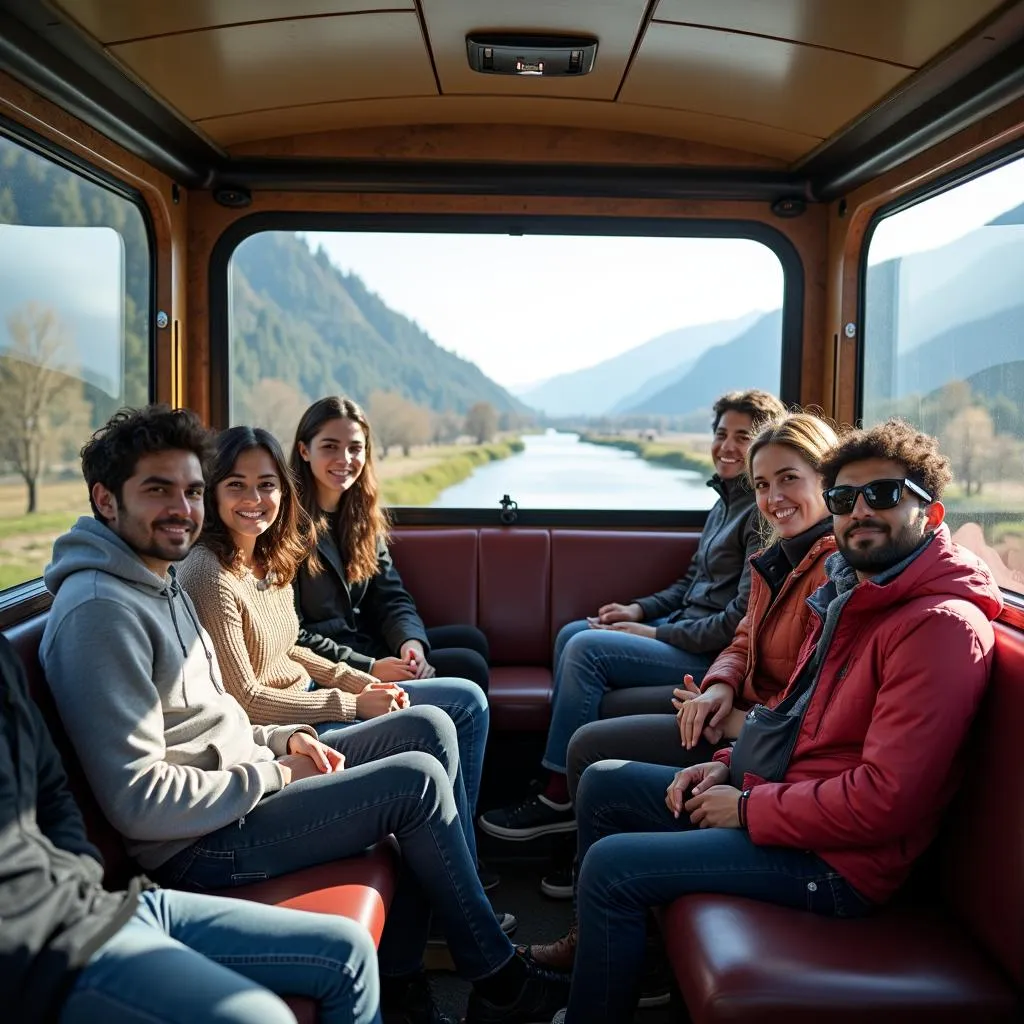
[240,378,310,447]
[432,410,464,445]
[367,390,433,457]
[942,405,995,497]
[465,401,499,445]
[0,303,85,513]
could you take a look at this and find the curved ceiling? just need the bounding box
[50,0,1007,163]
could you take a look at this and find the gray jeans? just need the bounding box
[566,714,725,804]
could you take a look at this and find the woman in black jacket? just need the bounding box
[290,396,490,694]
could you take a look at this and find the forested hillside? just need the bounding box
[231,232,526,419]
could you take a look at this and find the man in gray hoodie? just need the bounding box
[40,405,567,1024]
[0,634,379,1024]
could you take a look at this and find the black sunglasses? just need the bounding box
[823,478,933,516]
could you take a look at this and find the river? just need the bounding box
[431,430,716,510]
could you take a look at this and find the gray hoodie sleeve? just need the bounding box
[43,599,285,843]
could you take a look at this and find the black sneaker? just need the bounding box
[539,861,573,900]
[465,956,571,1024]
[478,858,501,892]
[478,795,576,841]
[381,970,458,1024]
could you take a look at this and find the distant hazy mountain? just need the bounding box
[891,303,1024,400]
[517,312,761,416]
[625,310,783,415]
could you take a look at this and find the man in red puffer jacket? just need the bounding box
[546,419,1003,1024]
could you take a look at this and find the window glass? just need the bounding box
[0,133,151,593]
[864,154,1024,599]
[229,231,785,510]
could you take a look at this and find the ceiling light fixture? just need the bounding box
[466,34,598,76]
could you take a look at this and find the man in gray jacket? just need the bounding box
[0,633,379,1024]
[40,405,568,1024]
[479,390,785,869]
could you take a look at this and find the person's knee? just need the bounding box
[578,834,632,904]
[395,750,457,819]
[397,705,459,767]
[458,650,490,692]
[576,759,634,819]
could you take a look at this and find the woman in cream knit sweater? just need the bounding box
[177,425,493,881]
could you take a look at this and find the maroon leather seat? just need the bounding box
[391,527,701,729]
[663,619,1024,1022]
[5,611,398,1024]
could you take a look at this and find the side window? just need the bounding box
[864,154,1024,599]
[228,230,786,511]
[0,132,151,594]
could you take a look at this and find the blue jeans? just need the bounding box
[543,619,715,773]
[565,760,871,1023]
[60,888,380,1024]
[158,707,514,981]
[311,677,488,863]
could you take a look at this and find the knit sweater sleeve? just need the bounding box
[289,643,376,694]
[181,557,359,726]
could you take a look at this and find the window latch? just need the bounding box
[499,494,519,526]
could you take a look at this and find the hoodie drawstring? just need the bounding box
[165,570,223,698]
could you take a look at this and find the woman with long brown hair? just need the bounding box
[177,424,506,900]
[289,396,496,883]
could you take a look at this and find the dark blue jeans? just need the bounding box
[312,677,488,863]
[565,759,871,1023]
[544,619,715,773]
[158,707,514,981]
[60,888,380,1024]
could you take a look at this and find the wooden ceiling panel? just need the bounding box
[622,22,909,139]
[420,0,647,99]
[51,1,412,45]
[653,0,1006,69]
[196,95,821,160]
[108,12,436,122]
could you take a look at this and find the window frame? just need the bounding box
[857,139,1024,623]
[0,116,158,624]
[210,212,804,528]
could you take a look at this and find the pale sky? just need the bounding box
[868,154,1024,264]
[304,231,785,388]
[0,225,124,390]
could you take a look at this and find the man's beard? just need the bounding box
[838,517,927,574]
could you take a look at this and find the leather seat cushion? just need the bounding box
[488,666,552,731]
[207,841,397,945]
[663,895,1020,1024]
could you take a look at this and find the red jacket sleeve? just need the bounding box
[700,612,751,698]
[746,607,992,848]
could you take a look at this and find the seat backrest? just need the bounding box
[391,526,700,667]
[4,612,136,890]
[939,620,1024,988]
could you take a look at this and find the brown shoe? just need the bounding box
[519,923,577,972]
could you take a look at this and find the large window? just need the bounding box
[864,153,1024,599]
[0,130,151,594]
[228,229,787,512]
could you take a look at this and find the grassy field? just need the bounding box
[0,439,525,590]
[581,433,715,475]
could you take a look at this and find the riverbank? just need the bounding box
[581,434,714,476]
[381,438,525,506]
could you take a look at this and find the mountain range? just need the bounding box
[515,312,761,417]
[231,232,526,415]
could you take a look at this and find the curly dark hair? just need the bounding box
[198,426,311,586]
[712,389,787,432]
[81,405,213,518]
[290,396,389,585]
[819,418,952,500]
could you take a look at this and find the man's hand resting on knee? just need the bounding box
[278,733,346,785]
